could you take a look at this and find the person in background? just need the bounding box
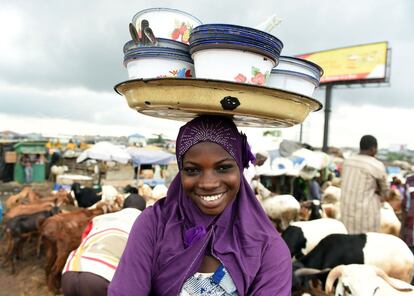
[61,193,146,296]
[66,139,77,151]
[321,172,334,191]
[55,139,62,150]
[46,139,53,152]
[340,135,389,234]
[308,174,322,200]
[20,154,33,184]
[34,153,43,164]
[109,115,291,296]
[402,175,414,255]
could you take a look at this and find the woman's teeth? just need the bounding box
[199,193,223,201]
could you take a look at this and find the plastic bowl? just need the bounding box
[132,8,202,44]
[124,47,194,79]
[275,56,323,81]
[267,69,320,97]
[189,24,283,85]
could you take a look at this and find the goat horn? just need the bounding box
[325,265,345,294]
[294,267,331,276]
[372,265,413,292]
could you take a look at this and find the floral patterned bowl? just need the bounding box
[189,24,283,86]
[132,8,202,44]
[124,47,194,79]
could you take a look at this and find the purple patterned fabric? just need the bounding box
[108,115,292,296]
[176,115,255,170]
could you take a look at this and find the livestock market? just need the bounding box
[1,3,414,296]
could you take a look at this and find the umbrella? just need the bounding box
[76,141,131,164]
[127,147,176,165]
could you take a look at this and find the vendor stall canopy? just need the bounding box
[76,141,131,164]
[127,147,175,165]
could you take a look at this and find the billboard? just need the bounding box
[297,42,389,84]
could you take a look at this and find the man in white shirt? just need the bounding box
[340,135,389,234]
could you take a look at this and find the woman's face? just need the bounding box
[181,141,241,216]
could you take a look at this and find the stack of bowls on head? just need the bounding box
[189,24,283,86]
[123,8,203,79]
[123,38,195,79]
[267,56,323,97]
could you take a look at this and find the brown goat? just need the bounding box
[4,191,73,221]
[4,202,56,221]
[4,186,33,209]
[39,206,110,293]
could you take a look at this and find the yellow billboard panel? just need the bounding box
[297,42,388,84]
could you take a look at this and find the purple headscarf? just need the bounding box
[109,116,291,296]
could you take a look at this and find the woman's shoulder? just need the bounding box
[136,197,179,228]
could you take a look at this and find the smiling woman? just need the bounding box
[181,141,241,216]
[108,115,292,296]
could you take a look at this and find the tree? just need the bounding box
[263,130,282,137]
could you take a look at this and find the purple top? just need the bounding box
[108,116,291,295]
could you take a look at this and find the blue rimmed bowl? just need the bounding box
[123,47,194,79]
[123,38,190,54]
[267,56,323,97]
[188,24,283,85]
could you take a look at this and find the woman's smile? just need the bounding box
[181,142,241,216]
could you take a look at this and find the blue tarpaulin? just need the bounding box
[127,148,176,165]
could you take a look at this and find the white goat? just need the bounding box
[326,264,414,296]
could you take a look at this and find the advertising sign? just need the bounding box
[297,42,388,84]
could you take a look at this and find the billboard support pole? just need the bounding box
[322,84,333,152]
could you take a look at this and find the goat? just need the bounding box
[4,186,32,209]
[325,264,414,296]
[3,206,60,273]
[71,183,102,208]
[295,232,414,285]
[39,206,110,293]
[261,194,300,232]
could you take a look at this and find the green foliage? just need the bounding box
[147,134,166,145]
[386,151,413,162]
[263,130,282,137]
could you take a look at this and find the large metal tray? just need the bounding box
[114,78,322,128]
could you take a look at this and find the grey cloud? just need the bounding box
[0,0,413,111]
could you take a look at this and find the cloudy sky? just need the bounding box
[0,0,413,150]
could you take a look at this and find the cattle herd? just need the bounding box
[1,182,413,295]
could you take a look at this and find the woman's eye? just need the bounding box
[182,167,199,175]
[217,164,234,173]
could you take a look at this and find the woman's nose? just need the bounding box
[198,170,219,190]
